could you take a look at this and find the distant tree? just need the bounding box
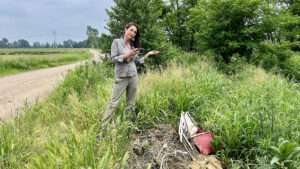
[63,39,75,48]
[86,26,99,48]
[0,38,9,48]
[12,41,18,48]
[86,26,99,37]
[45,42,50,48]
[2,38,8,44]
[33,42,41,48]
[75,40,88,48]
[73,42,79,48]
[98,33,114,54]
[18,39,30,48]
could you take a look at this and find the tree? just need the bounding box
[189,0,275,63]
[62,39,76,48]
[45,42,50,48]
[74,40,88,48]
[161,0,197,50]
[284,0,300,51]
[12,41,18,48]
[98,33,114,54]
[86,26,99,48]
[86,25,99,37]
[0,38,9,48]
[18,39,30,48]
[33,42,41,48]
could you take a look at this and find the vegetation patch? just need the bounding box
[0,52,299,168]
[0,48,92,77]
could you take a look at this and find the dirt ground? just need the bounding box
[0,49,103,122]
[128,124,223,169]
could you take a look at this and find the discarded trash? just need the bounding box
[179,111,198,140]
[178,111,214,157]
[128,123,221,168]
[192,128,214,155]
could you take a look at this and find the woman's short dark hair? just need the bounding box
[125,22,141,48]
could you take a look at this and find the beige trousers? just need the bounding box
[103,75,138,125]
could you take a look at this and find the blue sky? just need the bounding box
[0,0,115,44]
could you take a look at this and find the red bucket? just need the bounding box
[192,128,213,155]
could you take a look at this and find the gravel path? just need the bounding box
[0,49,103,121]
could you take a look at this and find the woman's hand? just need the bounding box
[147,50,160,56]
[124,49,139,61]
[145,50,160,60]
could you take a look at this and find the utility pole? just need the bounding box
[53,29,57,48]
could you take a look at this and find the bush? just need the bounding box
[280,53,300,82]
[189,0,266,64]
[215,53,247,75]
[252,42,298,81]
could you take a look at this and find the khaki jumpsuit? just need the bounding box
[103,38,145,125]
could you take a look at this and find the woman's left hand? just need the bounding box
[147,50,160,56]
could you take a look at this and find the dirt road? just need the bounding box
[0,49,103,122]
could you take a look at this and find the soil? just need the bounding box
[128,124,223,169]
[0,49,103,122]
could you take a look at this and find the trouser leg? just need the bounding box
[103,76,128,125]
[125,76,138,121]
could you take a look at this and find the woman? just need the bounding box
[102,22,160,126]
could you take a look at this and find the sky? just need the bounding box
[0,0,115,44]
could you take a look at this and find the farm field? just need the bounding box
[0,52,299,168]
[0,48,92,77]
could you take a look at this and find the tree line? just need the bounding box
[0,37,91,48]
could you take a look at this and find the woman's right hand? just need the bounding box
[124,49,139,61]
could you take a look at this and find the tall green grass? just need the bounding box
[0,52,299,168]
[135,54,299,168]
[0,61,130,168]
[0,48,92,77]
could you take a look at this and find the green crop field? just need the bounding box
[0,48,93,77]
[0,51,299,168]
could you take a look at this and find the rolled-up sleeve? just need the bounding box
[111,39,124,63]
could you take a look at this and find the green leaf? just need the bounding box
[257,164,273,169]
[271,156,279,165]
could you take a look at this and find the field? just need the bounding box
[0,48,92,77]
[0,52,299,168]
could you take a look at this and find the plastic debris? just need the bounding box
[178,111,214,156]
[192,128,214,155]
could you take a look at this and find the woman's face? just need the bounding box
[124,25,137,40]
